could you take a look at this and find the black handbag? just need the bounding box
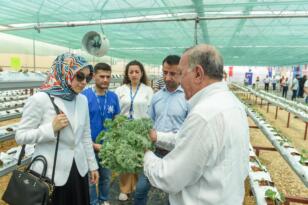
[2,94,61,205]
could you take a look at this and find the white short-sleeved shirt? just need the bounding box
[115,83,153,119]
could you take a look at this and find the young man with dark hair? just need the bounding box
[82,63,120,205]
[153,55,181,92]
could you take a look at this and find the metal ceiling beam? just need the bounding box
[17,1,308,17]
[1,1,308,26]
[203,1,308,8]
[1,13,308,32]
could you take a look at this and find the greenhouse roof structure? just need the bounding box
[1,0,308,66]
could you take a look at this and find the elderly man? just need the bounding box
[144,44,249,205]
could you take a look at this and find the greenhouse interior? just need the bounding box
[1,1,308,205]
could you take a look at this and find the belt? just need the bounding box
[155,147,169,157]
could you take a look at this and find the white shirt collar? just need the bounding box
[188,81,228,108]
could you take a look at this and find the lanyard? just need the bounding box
[92,87,108,121]
[129,83,140,119]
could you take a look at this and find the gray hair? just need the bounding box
[186,45,224,80]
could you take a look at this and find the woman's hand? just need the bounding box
[52,113,69,132]
[90,170,99,184]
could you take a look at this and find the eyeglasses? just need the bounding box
[75,71,92,83]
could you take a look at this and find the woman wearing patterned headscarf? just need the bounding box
[16,53,99,205]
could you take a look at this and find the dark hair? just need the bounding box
[123,60,148,85]
[94,63,111,73]
[162,55,180,66]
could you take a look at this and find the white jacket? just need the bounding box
[16,92,98,186]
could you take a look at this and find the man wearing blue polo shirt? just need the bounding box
[134,55,189,205]
[83,63,120,205]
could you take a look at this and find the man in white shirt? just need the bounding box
[144,44,250,205]
[291,75,299,101]
[264,75,270,91]
[271,76,277,91]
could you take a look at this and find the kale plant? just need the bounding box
[96,115,154,173]
[300,149,308,165]
[265,189,285,204]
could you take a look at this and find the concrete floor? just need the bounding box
[107,177,169,205]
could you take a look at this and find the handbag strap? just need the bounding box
[47,94,61,184]
[16,94,61,185]
[17,145,26,165]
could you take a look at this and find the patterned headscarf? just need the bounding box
[40,53,93,101]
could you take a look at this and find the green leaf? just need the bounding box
[299,149,308,165]
[97,115,154,173]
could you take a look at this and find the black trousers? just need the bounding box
[51,160,90,205]
[282,87,288,98]
[264,83,269,91]
[291,90,297,101]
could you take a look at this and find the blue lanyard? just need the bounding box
[92,87,108,122]
[129,83,140,119]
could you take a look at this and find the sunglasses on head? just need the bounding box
[75,71,92,83]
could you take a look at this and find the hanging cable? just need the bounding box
[194,16,199,45]
[99,0,109,34]
[35,0,45,33]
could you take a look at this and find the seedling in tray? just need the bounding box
[277,136,292,146]
[265,189,285,205]
[299,149,308,166]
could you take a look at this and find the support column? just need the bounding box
[304,122,308,141]
[287,112,291,128]
[275,106,278,119]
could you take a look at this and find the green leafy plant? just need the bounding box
[277,136,292,146]
[271,127,283,137]
[265,189,285,204]
[96,115,155,173]
[299,149,308,165]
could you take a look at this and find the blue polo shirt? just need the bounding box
[148,86,189,132]
[82,87,120,142]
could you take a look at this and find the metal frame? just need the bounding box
[0,81,43,91]
[0,157,31,177]
[0,105,24,112]
[0,132,15,142]
[0,113,22,122]
[247,107,308,187]
[2,14,308,32]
